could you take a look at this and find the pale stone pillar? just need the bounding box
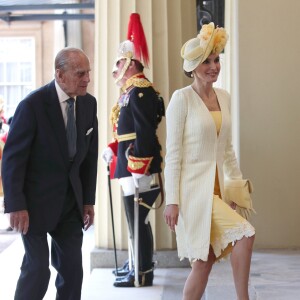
[92,0,197,268]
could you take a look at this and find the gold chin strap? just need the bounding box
[114,57,131,84]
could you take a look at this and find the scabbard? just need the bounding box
[134,183,140,287]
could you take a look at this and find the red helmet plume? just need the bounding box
[126,13,149,67]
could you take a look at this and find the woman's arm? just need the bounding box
[164,90,187,205]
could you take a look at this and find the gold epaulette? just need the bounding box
[131,77,153,88]
[122,73,153,92]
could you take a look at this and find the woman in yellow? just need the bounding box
[163,23,255,300]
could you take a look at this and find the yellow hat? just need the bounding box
[181,22,228,72]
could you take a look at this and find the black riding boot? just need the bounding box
[112,259,131,277]
[113,187,160,287]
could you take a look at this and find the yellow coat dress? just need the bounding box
[164,86,255,262]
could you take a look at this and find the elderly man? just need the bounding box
[2,47,98,300]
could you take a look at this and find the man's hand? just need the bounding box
[163,204,179,232]
[101,147,114,164]
[10,210,29,235]
[83,205,94,231]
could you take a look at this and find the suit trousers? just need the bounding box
[14,185,83,300]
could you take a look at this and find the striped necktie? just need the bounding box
[66,98,77,160]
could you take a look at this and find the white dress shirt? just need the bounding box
[55,81,76,127]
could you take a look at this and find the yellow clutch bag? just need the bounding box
[224,179,256,220]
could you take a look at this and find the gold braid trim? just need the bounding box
[110,103,120,127]
[117,132,136,142]
[122,73,153,92]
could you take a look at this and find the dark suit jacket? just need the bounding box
[2,80,98,233]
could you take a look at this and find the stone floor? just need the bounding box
[83,249,300,300]
[1,213,300,299]
[0,228,17,253]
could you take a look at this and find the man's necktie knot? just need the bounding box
[66,97,75,106]
[66,98,77,160]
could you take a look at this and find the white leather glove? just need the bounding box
[101,147,114,164]
[132,173,145,188]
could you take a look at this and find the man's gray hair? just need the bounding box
[54,47,86,71]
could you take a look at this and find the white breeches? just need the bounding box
[118,175,153,196]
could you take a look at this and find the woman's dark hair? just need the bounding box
[184,70,193,78]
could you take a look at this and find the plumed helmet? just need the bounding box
[113,13,149,82]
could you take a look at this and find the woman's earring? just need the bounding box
[191,73,194,78]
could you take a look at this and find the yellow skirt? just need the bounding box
[210,195,255,261]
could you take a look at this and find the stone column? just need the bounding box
[92,0,197,268]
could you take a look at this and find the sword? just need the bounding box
[107,164,119,276]
[134,180,140,287]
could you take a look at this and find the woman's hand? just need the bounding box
[163,204,179,232]
[230,201,237,210]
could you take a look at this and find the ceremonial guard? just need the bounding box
[102,13,164,287]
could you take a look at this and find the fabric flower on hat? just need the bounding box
[212,27,228,54]
[198,22,214,44]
